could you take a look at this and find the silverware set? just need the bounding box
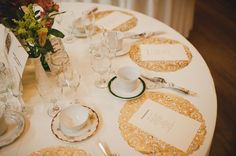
[141,75,197,96]
[121,31,165,39]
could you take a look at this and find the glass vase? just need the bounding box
[30,57,51,95]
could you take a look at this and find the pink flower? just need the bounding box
[45,18,53,28]
[36,0,55,11]
[53,3,59,11]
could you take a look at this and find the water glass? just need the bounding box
[58,65,81,104]
[103,31,120,75]
[61,11,77,43]
[38,81,61,117]
[0,103,7,136]
[46,54,70,117]
[80,11,95,40]
[103,31,120,58]
[90,44,111,88]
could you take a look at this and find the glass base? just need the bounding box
[63,36,76,44]
[48,105,61,117]
[94,79,108,88]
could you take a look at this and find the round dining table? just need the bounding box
[0,2,217,156]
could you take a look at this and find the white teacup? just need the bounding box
[0,104,7,136]
[116,66,140,92]
[59,105,89,135]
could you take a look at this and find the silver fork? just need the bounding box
[141,75,197,96]
[111,154,120,156]
[122,31,165,39]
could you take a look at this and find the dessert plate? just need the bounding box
[51,105,99,143]
[0,111,25,148]
[108,76,146,99]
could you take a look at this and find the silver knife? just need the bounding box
[98,142,111,156]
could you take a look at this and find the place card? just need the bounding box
[50,37,65,54]
[140,44,188,61]
[129,99,201,152]
[7,32,28,79]
[95,11,133,30]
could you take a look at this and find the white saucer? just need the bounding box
[108,76,146,99]
[51,105,99,143]
[0,111,25,148]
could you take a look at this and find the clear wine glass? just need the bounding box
[80,11,95,40]
[37,79,60,117]
[58,64,81,105]
[103,31,120,75]
[0,40,23,114]
[90,43,111,88]
[47,54,70,116]
[61,10,77,43]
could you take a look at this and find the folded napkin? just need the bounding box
[95,11,133,30]
[140,44,188,61]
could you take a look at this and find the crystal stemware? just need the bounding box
[61,10,77,43]
[90,43,111,88]
[80,11,95,40]
[0,103,7,136]
[103,31,120,75]
[59,64,81,105]
[47,54,70,117]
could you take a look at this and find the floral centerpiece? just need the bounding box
[0,0,64,70]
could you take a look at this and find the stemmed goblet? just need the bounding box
[90,43,111,88]
[47,53,70,116]
[0,32,25,114]
[60,64,81,105]
[80,11,95,40]
[48,52,81,116]
[60,10,77,43]
[103,31,120,76]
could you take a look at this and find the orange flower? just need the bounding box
[38,27,48,47]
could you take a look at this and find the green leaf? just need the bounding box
[43,39,54,53]
[48,28,64,38]
[16,9,24,19]
[35,10,40,15]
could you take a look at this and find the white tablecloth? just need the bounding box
[0,2,217,156]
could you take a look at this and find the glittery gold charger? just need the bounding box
[28,146,89,156]
[119,92,206,156]
[94,10,137,32]
[129,37,192,72]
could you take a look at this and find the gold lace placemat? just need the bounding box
[29,146,89,156]
[94,10,137,32]
[129,37,192,72]
[119,92,206,156]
